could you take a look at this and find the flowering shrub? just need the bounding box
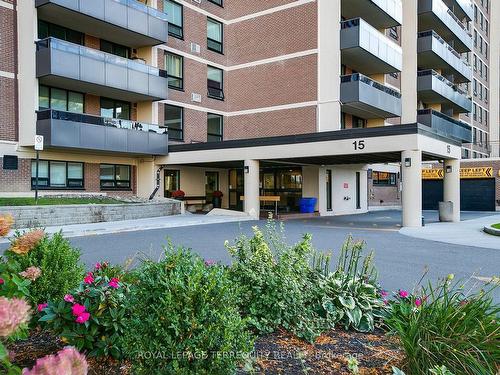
[121,247,252,374]
[22,347,88,375]
[212,190,224,198]
[170,189,185,199]
[0,214,14,237]
[385,276,500,374]
[7,231,84,305]
[39,262,129,359]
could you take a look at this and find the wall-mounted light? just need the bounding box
[446,165,453,174]
[244,166,249,174]
[404,158,412,168]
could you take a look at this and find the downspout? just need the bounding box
[149,165,164,200]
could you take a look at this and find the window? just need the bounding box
[100,98,130,120]
[38,20,83,45]
[165,1,183,39]
[208,0,223,6]
[164,105,183,140]
[164,170,180,198]
[166,53,183,90]
[372,171,397,186]
[207,66,224,100]
[207,113,223,142]
[38,85,84,113]
[100,164,131,189]
[352,116,366,128]
[207,18,223,53]
[100,40,130,58]
[31,160,83,189]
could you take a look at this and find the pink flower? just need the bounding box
[64,294,75,304]
[415,298,422,307]
[37,303,48,313]
[398,290,409,298]
[380,290,389,298]
[108,278,119,289]
[22,347,88,375]
[83,272,94,285]
[75,312,90,324]
[71,304,86,317]
[0,297,31,337]
[19,266,42,281]
[204,259,216,266]
[0,278,4,285]
[94,262,101,270]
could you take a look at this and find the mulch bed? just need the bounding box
[10,328,403,374]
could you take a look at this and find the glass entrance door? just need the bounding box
[205,171,219,202]
[228,169,244,211]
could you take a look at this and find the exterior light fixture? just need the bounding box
[446,165,453,173]
[244,166,249,174]
[404,158,412,168]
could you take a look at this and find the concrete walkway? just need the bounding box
[0,213,254,244]
[400,213,500,250]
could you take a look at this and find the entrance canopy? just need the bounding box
[160,123,461,167]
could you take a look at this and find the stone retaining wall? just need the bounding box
[0,201,182,229]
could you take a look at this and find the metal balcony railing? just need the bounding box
[341,73,402,98]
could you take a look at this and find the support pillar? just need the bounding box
[136,159,155,199]
[244,160,260,219]
[401,150,422,227]
[443,159,460,222]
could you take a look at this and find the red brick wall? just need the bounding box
[85,94,100,116]
[0,77,17,141]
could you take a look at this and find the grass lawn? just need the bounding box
[0,197,125,206]
[491,223,500,229]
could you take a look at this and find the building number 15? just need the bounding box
[353,140,365,150]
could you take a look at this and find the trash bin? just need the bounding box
[438,201,454,222]
[299,198,317,213]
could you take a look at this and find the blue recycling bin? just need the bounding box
[299,197,317,213]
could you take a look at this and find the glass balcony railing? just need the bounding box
[417,69,468,96]
[37,109,168,135]
[341,73,402,98]
[370,0,403,24]
[36,38,167,78]
[417,108,472,142]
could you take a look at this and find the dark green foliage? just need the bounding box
[385,278,500,375]
[11,232,84,305]
[121,247,253,375]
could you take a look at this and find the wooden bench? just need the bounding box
[240,195,280,216]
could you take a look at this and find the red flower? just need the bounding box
[83,272,94,285]
[0,278,4,285]
[75,312,90,324]
[108,278,120,289]
[72,304,86,317]
[37,303,48,312]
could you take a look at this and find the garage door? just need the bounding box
[422,179,496,211]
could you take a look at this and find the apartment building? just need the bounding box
[1,0,497,226]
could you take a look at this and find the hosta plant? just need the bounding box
[39,262,129,359]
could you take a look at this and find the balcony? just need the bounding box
[341,18,402,74]
[340,73,402,119]
[35,0,168,48]
[417,70,472,113]
[418,0,473,53]
[442,0,473,21]
[417,31,472,83]
[341,0,402,28]
[36,109,168,155]
[417,109,472,143]
[36,38,168,102]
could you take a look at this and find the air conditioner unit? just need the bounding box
[190,43,201,54]
[191,93,202,102]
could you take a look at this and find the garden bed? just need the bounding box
[483,223,500,236]
[10,328,403,375]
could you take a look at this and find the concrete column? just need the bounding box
[401,0,418,124]
[443,159,461,222]
[136,159,156,198]
[401,150,422,227]
[244,160,260,219]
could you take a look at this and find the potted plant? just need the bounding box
[171,190,185,200]
[212,191,223,208]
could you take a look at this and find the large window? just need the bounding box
[207,113,223,142]
[31,160,83,189]
[207,18,223,53]
[207,66,224,100]
[100,40,130,59]
[165,0,183,39]
[100,98,131,120]
[372,171,397,186]
[164,170,180,198]
[38,20,83,45]
[100,164,131,189]
[39,85,84,113]
[164,105,183,140]
[166,53,183,90]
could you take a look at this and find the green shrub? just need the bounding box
[121,247,253,375]
[8,231,84,305]
[39,262,129,358]
[314,237,386,332]
[385,277,500,375]
[227,222,328,341]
